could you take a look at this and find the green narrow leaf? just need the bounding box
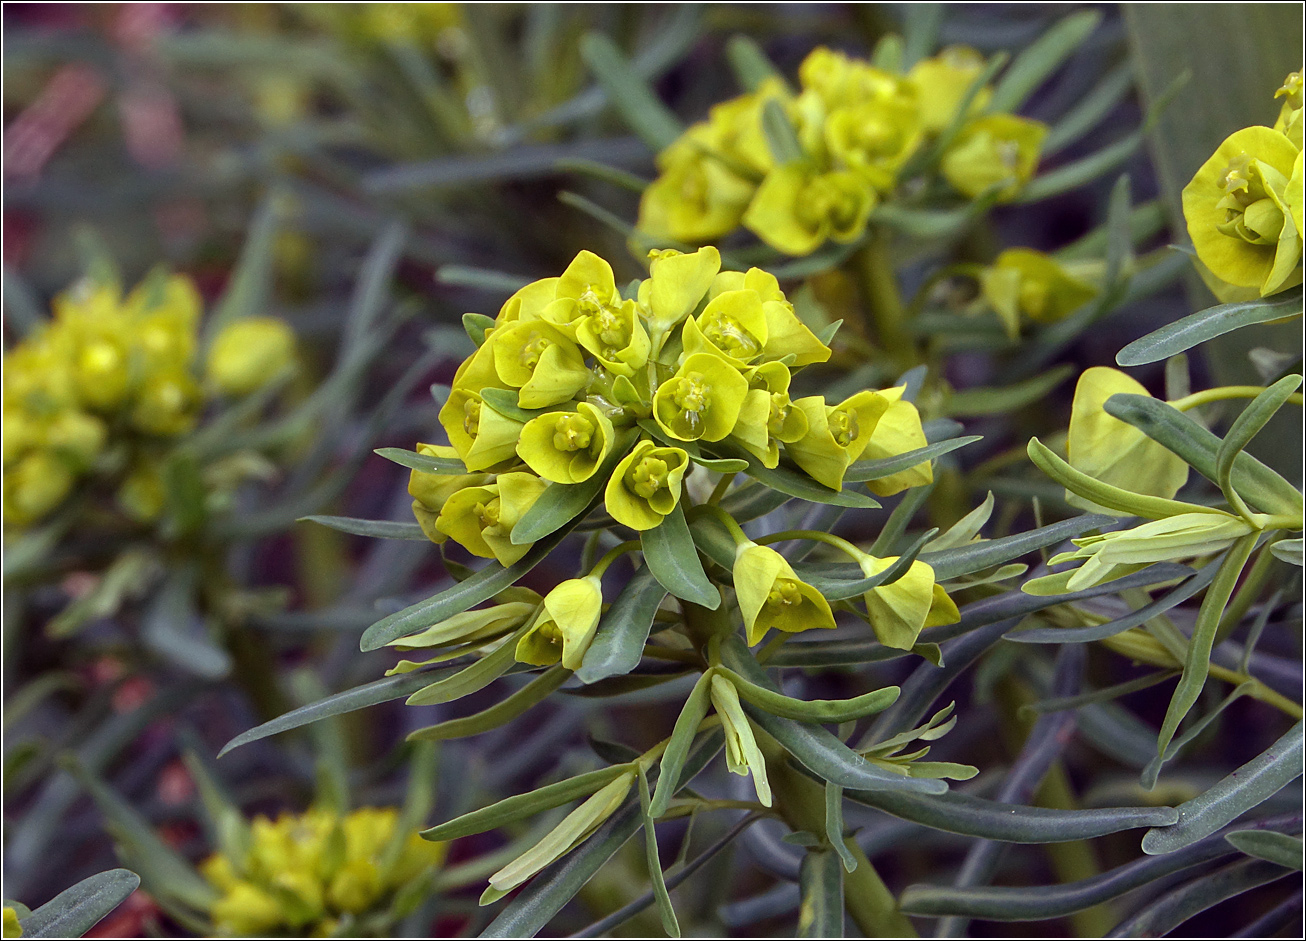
[825,781,858,873]
[1018,132,1143,204]
[360,515,581,651]
[792,528,936,601]
[181,749,250,866]
[480,387,560,424]
[902,53,1009,176]
[1027,437,1224,521]
[203,192,285,347]
[1215,376,1303,512]
[871,33,903,72]
[20,869,141,939]
[1154,534,1258,757]
[1116,289,1303,366]
[220,666,462,756]
[1270,537,1303,566]
[577,569,669,685]
[718,481,793,523]
[408,667,570,741]
[480,730,724,938]
[901,4,943,68]
[649,672,716,818]
[761,98,806,166]
[580,32,683,151]
[1111,858,1291,938]
[921,513,1115,581]
[1104,393,1303,517]
[946,368,1074,417]
[717,665,898,724]
[848,788,1178,842]
[463,312,497,346]
[715,442,880,508]
[1224,831,1304,870]
[421,765,631,841]
[641,504,721,609]
[988,9,1102,112]
[374,447,468,475]
[554,157,650,192]
[726,35,783,91]
[406,626,532,706]
[637,769,682,937]
[798,849,845,937]
[844,436,982,482]
[1142,721,1304,855]
[301,515,428,540]
[437,265,532,293]
[1044,62,1135,154]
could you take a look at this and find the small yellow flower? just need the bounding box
[1182,126,1302,297]
[514,576,604,670]
[941,114,1047,200]
[517,402,617,484]
[681,289,769,365]
[710,674,773,806]
[495,277,561,326]
[908,46,991,133]
[980,248,1098,337]
[435,472,549,566]
[857,555,959,650]
[733,540,836,646]
[3,905,22,939]
[638,246,722,335]
[491,320,591,409]
[543,252,649,378]
[786,390,893,491]
[856,387,933,497]
[1066,368,1190,515]
[825,97,923,192]
[710,268,832,366]
[605,439,690,531]
[639,134,757,244]
[1273,71,1303,149]
[732,361,808,468]
[43,409,106,471]
[206,317,297,396]
[407,443,491,543]
[387,600,540,662]
[799,47,902,110]
[130,369,201,437]
[743,165,875,256]
[653,352,749,442]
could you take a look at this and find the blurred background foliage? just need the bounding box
[3,3,1302,938]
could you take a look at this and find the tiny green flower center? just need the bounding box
[799,177,859,230]
[552,413,595,452]
[589,305,630,355]
[766,578,803,608]
[519,333,551,370]
[703,314,763,359]
[629,455,670,499]
[674,373,710,416]
[829,407,859,448]
[463,397,482,436]
[536,619,564,647]
[474,497,502,531]
[767,393,791,436]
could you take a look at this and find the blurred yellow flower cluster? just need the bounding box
[201,806,445,937]
[639,46,1047,255]
[2,272,295,530]
[1183,70,1305,299]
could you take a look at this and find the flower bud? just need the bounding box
[857,555,958,650]
[207,317,297,396]
[130,369,201,437]
[710,674,773,806]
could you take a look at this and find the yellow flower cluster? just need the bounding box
[2,273,295,530]
[200,806,445,937]
[1184,70,1305,298]
[404,246,938,657]
[979,248,1100,337]
[639,46,1047,255]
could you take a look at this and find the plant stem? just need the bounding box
[762,734,918,937]
[856,228,916,371]
[1170,386,1304,411]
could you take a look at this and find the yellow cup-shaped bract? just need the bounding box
[434,472,548,566]
[1183,126,1302,297]
[1066,368,1190,515]
[980,248,1098,337]
[856,387,933,497]
[941,114,1047,200]
[207,317,297,396]
[825,96,923,192]
[491,320,590,409]
[653,352,749,443]
[517,402,616,484]
[495,277,560,326]
[733,541,836,646]
[515,575,604,670]
[786,389,893,491]
[605,439,690,531]
[639,133,757,244]
[639,246,721,333]
[682,289,769,365]
[858,555,958,649]
[733,362,808,468]
[908,46,990,133]
[743,165,875,257]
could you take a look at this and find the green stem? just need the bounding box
[1170,386,1304,411]
[755,529,866,562]
[591,540,641,578]
[762,737,917,937]
[856,229,916,370]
